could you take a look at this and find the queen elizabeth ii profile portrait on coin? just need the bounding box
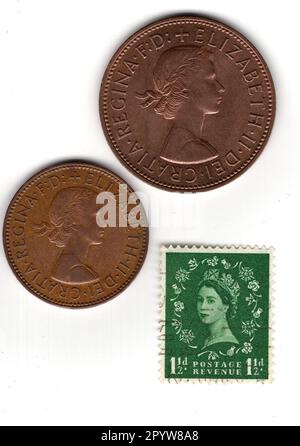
[137,46,225,165]
[3,162,148,308]
[100,16,275,192]
[33,187,105,284]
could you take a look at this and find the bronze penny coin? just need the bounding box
[3,162,148,308]
[100,16,275,192]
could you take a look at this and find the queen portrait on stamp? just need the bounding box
[196,276,239,349]
[160,246,272,381]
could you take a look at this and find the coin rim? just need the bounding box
[99,15,276,192]
[3,161,149,308]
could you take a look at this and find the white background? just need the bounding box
[0,0,298,426]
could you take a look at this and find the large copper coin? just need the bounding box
[3,162,148,308]
[100,16,275,192]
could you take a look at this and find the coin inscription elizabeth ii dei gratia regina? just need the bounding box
[100,16,275,192]
[3,162,149,308]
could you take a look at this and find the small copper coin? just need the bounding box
[3,162,148,308]
[100,16,275,192]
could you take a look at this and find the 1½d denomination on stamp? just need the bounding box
[160,245,273,382]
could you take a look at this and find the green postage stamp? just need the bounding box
[160,246,273,382]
